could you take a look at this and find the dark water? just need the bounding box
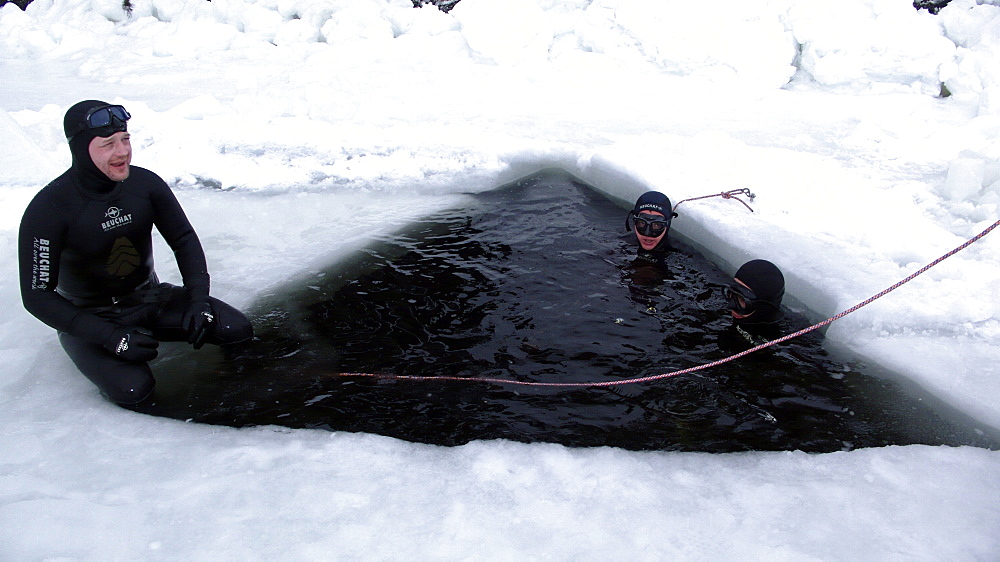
[137,169,1000,453]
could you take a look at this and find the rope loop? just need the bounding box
[673,188,756,213]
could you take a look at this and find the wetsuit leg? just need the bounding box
[58,331,155,404]
[149,286,254,345]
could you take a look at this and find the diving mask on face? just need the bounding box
[724,283,757,315]
[633,213,669,237]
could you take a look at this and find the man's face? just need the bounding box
[88,131,132,182]
[634,210,667,250]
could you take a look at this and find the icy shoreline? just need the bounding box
[2,0,999,557]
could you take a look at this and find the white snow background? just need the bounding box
[2,0,1000,558]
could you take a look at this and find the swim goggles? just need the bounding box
[66,104,131,141]
[630,212,671,237]
[723,283,757,315]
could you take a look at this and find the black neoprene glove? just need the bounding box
[104,327,159,362]
[182,300,214,350]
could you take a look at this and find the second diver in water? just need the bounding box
[724,259,786,346]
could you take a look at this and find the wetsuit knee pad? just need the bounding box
[209,299,254,345]
[59,332,156,404]
[148,291,253,345]
[104,373,155,405]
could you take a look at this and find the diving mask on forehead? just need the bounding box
[66,104,130,141]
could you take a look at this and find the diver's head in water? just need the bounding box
[64,100,132,188]
[626,191,676,252]
[725,259,784,325]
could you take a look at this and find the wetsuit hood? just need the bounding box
[733,259,784,325]
[64,100,126,193]
[633,191,672,217]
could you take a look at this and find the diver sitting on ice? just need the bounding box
[723,259,786,347]
[18,100,254,406]
[624,191,678,269]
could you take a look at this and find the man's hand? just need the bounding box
[183,300,214,349]
[104,327,159,362]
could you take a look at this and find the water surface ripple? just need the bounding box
[141,169,1000,453]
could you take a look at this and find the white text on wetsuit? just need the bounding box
[102,209,133,232]
[33,237,50,289]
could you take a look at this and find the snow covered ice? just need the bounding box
[2,0,1000,558]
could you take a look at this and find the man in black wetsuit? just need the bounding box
[18,100,253,405]
[723,259,785,346]
[623,190,678,282]
[625,191,677,261]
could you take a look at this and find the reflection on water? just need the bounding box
[139,169,1000,453]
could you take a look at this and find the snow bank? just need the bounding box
[2,0,1000,558]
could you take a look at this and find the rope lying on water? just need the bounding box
[336,218,999,389]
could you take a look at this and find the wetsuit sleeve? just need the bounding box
[147,171,211,302]
[18,191,120,345]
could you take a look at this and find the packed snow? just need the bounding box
[2,0,999,558]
